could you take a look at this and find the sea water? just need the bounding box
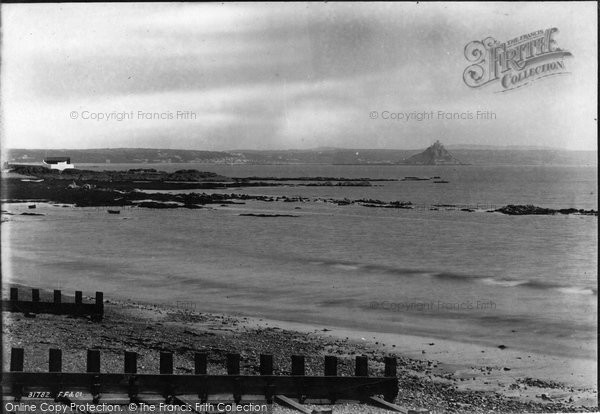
[1,164,597,362]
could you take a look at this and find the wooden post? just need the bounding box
[124,351,139,403]
[355,355,368,377]
[49,348,63,401]
[49,349,62,372]
[226,353,240,375]
[195,353,208,403]
[10,348,24,372]
[87,349,101,373]
[86,349,101,404]
[265,384,276,405]
[87,349,102,403]
[383,357,398,403]
[260,354,273,375]
[384,356,397,377]
[260,354,274,404]
[160,352,175,402]
[10,288,18,301]
[54,290,61,304]
[194,353,207,375]
[32,289,40,302]
[291,355,305,376]
[226,354,241,403]
[233,377,243,404]
[291,355,306,403]
[94,292,104,321]
[160,352,174,374]
[324,355,338,404]
[124,351,137,374]
[324,356,337,376]
[75,291,83,304]
[10,348,24,401]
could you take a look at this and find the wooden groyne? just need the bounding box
[2,288,104,321]
[2,348,429,413]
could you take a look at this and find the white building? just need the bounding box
[43,157,75,171]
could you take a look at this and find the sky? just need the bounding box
[0,2,597,151]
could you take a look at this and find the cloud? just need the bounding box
[1,2,597,150]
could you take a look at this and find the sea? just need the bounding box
[2,163,597,362]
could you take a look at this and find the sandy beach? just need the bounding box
[2,286,597,413]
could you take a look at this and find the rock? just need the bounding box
[498,345,507,350]
[239,213,299,218]
[496,204,597,216]
[137,201,179,209]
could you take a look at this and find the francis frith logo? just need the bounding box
[463,28,572,92]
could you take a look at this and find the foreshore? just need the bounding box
[2,286,597,413]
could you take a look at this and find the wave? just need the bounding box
[467,275,596,296]
[307,258,597,296]
[480,277,529,287]
[331,264,361,271]
[555,286,597,295]
[310,259,431,277]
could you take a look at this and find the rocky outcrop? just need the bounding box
[239,213,299,217]
[135,202,180,209]
[496,205,597,216]
[8,165,227,182]
[361,201,413,209]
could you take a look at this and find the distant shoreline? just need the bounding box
[4,146,597,167]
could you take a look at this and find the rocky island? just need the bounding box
[400,141,466,165]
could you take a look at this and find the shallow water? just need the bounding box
[1,164,597,362]
[78,163,598,209]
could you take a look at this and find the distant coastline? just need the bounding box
[4,146,597,167]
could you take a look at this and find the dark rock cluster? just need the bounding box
[496,205,597,216]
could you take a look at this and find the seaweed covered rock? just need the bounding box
[496,205,597,216]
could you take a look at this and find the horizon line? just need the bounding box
[2,145,597,152]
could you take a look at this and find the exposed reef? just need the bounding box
[495,205,597,216]
[2,167,596,217]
